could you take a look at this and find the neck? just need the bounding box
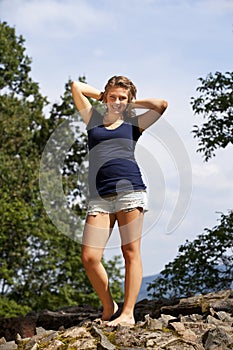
[104,113,124,123]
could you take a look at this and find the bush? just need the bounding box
[0,297,31,318]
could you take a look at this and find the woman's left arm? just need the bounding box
[133,98,168,131]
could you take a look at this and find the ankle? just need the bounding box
[121,307,134,318]
[103,300,117,311]
[102,300,119,321]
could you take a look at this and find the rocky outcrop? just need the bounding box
[0,305,101,342]
[0,289,232,349]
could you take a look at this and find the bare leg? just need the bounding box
[107,208,144,326]
[81,212,118,321]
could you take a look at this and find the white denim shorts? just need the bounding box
[87,190,148,216]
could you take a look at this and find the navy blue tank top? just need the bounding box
[87,108,146,198]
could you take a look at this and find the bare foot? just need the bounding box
[106,313,135,327]
[102,300,119,321]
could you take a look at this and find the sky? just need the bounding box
[1,0,233,277]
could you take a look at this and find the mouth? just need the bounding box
[111,104,122,113]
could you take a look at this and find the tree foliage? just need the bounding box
[147,70,233,300]
[147,211,233,299]
[191,71,233,161]
[0,21,123,317]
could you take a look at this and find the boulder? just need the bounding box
[0,289,232,349]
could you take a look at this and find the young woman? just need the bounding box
[71,76,168,326]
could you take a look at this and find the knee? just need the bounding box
[121,246,139,263]
[81,249,100,269]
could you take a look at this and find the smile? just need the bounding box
[111,104,122,111]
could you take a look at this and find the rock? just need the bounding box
[45,339,64,350]
[160,289,233,318]
[207,315,227,326]
[159,313,177,327]
[161,337,204,350]
[215,310,233,323]
[181,322,213,339]
[0,316,37,341]
[0,341,17,350]
[143,314,163,330]
[161,301,203,317]
[35,327,47,336]
[0,289,233,349]
[180,314,203,323]
[37,307,99,330]
[211,299,233,315]
[202,326,233,349]
[114,323,146,348]
[91,325,116,350]
[62,326,97,349]
[169,322,197,342]
[62,326,90,338]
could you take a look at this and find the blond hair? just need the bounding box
[101,75,137,104]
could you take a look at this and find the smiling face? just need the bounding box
[106,87,129,116]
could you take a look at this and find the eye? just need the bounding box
[120,96,127,101]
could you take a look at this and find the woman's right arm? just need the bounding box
[71,81,102,125]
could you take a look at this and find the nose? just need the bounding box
[114,98,120,104]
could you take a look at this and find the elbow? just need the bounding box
[71,80,76,92]
[71,80,78,89]
[163,100,168,109]
[160,99,168,114]
[71,81,81,96]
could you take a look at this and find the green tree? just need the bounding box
[147,211,233,299]
[0,21,50,307]
[191,71,233,161]
[147,71,233,300]
[0,21,123,316]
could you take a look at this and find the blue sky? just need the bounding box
[1,0,233,276]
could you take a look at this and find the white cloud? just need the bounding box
[202,0,233,13]
[0,0,111,39]
[193,159,233,192]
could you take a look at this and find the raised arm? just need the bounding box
[133,98,168,131]
[71,81,102,125]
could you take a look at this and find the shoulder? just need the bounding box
[86,107,104,131]
[124,115,143,138]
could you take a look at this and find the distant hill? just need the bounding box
[137,274,158,301]
[121,274,158,302]
[136,268,233,302]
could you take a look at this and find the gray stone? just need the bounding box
[202,326,233,349]
[63,325,91,338]
[35,327,47,335]
[30,344,38,350]
[67,338,96,349]
[162,337,204,349]
[169,322,197,343]
[0,341,17,350]
[143,314,163,330]
[215,311,233,322]
[207,315,225,325]
[91,325,116,350]
[180,314,203,322]
[1,289,233,349]
[169,321,186,332]
[24,337,37,349]
[46,340,64,350]
[159,313,177,327]
[210,298,233,314]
